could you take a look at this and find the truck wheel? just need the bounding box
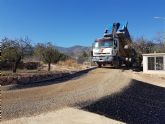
[97,63,102,68]
[126,62,132,68]
[119,60,122,67]
[113,60,119,68]
[113,57,120,68]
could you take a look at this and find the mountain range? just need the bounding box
[55,45,91,57]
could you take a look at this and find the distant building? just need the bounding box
[142,53,165,74]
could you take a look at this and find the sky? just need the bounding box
[0,0,165,47]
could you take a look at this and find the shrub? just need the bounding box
[24,62,40,70]
[0,60,12,70]
[58,59,79,67]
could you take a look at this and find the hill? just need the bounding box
[56,45,91,58]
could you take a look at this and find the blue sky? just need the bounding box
[0,0,165,47]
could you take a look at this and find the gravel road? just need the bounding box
[1,68,165,123]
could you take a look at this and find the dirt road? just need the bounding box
[2,68,165,123]
[2,108,124,124]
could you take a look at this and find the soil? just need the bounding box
[1,67,165,123]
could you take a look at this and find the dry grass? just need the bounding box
[1,60,90,77]
[56,59,91,71]
[40,59,84,72]
[58,59,81,68]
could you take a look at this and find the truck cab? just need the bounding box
[92,37,119,67]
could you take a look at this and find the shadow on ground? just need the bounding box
[3,67,96,90]
[82,79,165,124]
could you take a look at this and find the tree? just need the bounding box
[133,35,165,54]
[82,51,89,58]
[34,42,60,71]
[1,37,32,73]
[132,37,155,68]
[77,51,89,63]
[132,37,154,54]
[34,43,45,61]
[59,53,70,61]
[153,32,165,52]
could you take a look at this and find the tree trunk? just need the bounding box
[48,63,51,71]
[12,62,17,73]
[12,57,21,73]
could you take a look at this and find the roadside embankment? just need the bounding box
[0,67,96,86]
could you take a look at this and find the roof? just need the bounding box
[142,53,165,56]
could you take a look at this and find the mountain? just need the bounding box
[55,45,91,57]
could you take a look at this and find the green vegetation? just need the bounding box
[132,36,165,68]
[0,38,70,73]
[1,34,164,73]
[34,42,61,71]
[1,37,32,73]
[132,36,165,54]
[77,51,89,63]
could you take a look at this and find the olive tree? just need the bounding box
[34,42,60,71]
[1,37,32,73]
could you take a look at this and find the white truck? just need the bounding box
[92,22,136,68]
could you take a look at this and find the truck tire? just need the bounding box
[113,57,120,68]
[126,62,132,68]
[97,63,102,68]
[113,60,119,68]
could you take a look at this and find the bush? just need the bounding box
[24,62,40,70]
[0,60,12,70]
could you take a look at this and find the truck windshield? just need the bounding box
[94,41,113,48]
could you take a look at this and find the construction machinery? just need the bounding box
[92,22,136,68]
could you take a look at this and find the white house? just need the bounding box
[142,53,165,74]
